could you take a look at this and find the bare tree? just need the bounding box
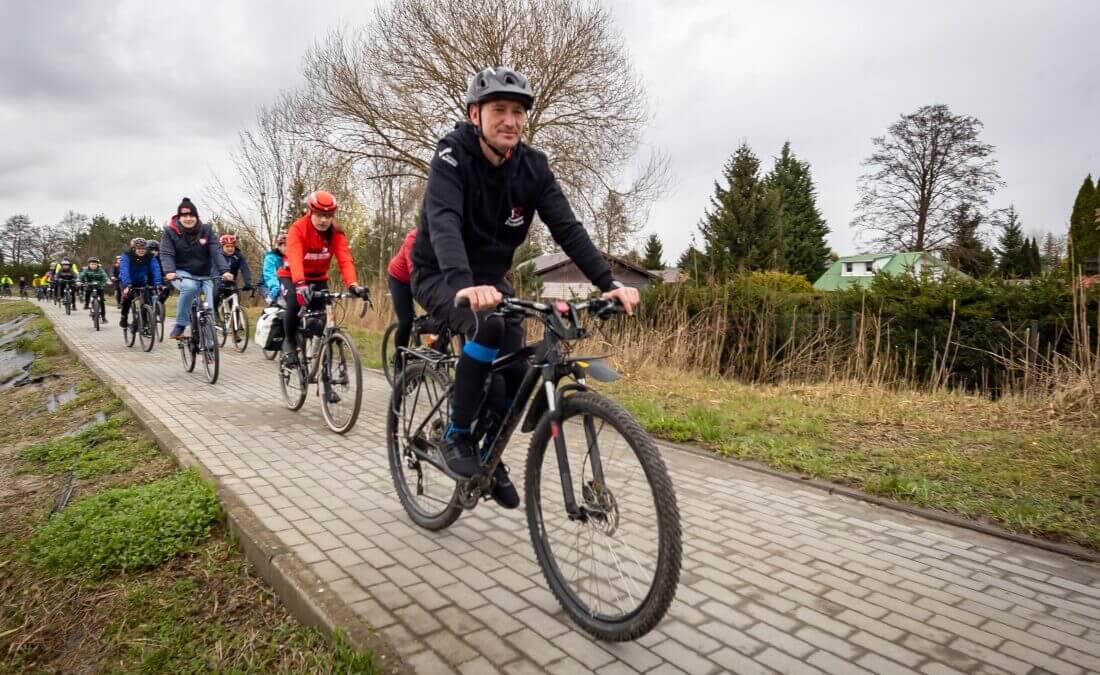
[208,98,354,251]
[1,214,33,264]
[293,0,668,235]
[853,104,1003,252]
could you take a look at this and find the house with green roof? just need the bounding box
[813,252,963,291]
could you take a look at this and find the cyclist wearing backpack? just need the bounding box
[411,67,638,508]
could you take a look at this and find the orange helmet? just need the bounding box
[306,190,338,214]
[219,234,237,246]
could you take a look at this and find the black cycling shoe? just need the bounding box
[441,434,481,478]
[282,349,299,368]
[490,463,520,509]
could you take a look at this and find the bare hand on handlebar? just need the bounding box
[455,285,503,312]
[601,285,640,315]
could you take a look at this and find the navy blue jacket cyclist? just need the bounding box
[411,68,639,509]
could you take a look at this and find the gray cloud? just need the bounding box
[2,0,1098,266]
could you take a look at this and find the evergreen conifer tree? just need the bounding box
[765,142,831,279]
[995,206,1030,277]
[1069,175,1100,262]
[641,234,664,269]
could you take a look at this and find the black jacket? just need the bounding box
[411,122,613,294]
[160,217,227,278]
[217,249,253,286]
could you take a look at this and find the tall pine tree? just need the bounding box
[1040,231,1064,271]
[765,141,831,280]
[995,206,1031,278]
[1068,175,1100,262]
[697,143,783,277]
[1028,237,1042,276]
[943,203,994,277]
[284,177,307,227]
[641,234,664,269]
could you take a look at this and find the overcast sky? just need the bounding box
[2,0,1098,262]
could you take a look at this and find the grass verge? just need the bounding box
[604,365,1100,551]
[0,301,380,672]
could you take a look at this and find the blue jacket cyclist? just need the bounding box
[118,238,163,328]
[261,233,287,303]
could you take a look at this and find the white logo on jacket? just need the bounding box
[505,206,525,228]
[438,147,457,167]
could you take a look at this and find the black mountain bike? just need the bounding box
[86,285,107,331]
[279,288,370,434]
[122,286,157,352]
[177,280,220,384]
[381,314,464,385]
[387,297,681,641]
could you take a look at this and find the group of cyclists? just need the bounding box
[6,67,679,640]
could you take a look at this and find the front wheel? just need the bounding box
[386,361,462,530]
[231,305,249,352]
[139,305,156,352]
[319,331,362,434]
[199,314,219,384]
[525,391,681,642]
[91,299,101,331]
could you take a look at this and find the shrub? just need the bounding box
[28,470,222,574]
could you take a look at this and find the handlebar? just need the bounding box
[454,295,625,320]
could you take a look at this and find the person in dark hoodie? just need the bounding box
[159,197,231,339]
[410,67,639,508]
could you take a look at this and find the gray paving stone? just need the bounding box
[39,299,1100,675]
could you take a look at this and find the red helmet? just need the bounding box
[307,190,338,214]
[219,234,237,246]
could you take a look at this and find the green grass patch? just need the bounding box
[28,469,223,574]
[607,367,1100,550]
[20,418,159,478]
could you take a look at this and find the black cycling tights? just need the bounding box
[279,278,327,353]
[450,313,526,434]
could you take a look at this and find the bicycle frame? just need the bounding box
[398,298,620,518]
[294,289,368,383]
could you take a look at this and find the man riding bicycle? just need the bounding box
[0,275,12,295]
[79,257,110,321]
[159,197,230,339]
[213,234,253,314]
[277,191,364,367]
[411,67,639,509]
[119,239,162,328]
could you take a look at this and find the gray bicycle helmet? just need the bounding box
[465,67,534,110]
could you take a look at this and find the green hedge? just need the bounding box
[640,271,1098,391]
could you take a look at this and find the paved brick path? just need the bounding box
[35,300,1100,674]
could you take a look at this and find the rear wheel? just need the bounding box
[155,301,165,342]
[320,331,362,434]
[279,348,307,411]
[525,391,681,642]
[386,361,462,530]
[382,322,398,385]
